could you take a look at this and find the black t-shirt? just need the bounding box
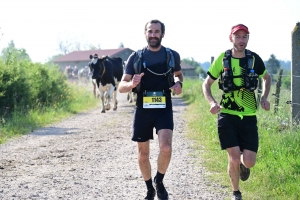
[124,46,181,108]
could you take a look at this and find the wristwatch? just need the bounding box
[176,81,183,88]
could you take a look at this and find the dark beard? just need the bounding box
[147,37,162,48]
[233,43,247,52]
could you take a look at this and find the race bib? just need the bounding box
[143,91,166,109]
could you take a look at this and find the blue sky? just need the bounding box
[0,0,299,63]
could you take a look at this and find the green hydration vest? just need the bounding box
[133,47,175,92]
[218,49,259,93]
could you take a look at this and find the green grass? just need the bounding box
[0,82,98,144]
[182,78,300,200]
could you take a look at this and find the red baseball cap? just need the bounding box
[231,24,250,34]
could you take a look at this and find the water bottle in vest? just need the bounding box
[248,69,256,91]
[222,67,231,92]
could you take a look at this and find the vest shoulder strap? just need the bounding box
[134,47,174,74]
[222,49,255,69]
[137,49,143,59]
[246,49,251,56]
[133,48,146,74]
[165,47,175,68]
[245,49,255,69]
[225,49,231,57]
[222,49,232,69]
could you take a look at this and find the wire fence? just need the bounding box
[270,70,300,106]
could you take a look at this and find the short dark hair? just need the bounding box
[144,19,165,34]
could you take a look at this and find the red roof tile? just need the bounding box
[53,48,131,62]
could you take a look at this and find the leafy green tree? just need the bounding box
[0,40,31,63]
[279,60,291,71]
[265,54,280,74]
[46,54,64,64]
[282,69,291,89]
[119,42,124,48]
[87,44,101,50]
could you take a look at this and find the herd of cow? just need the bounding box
[65,65,90,83]
[65,55,136,113]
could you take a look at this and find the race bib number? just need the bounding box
[143,92,166,108]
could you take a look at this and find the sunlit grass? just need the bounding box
[182,78,300,200]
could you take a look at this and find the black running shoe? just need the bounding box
[239,163,250,181]
[232,193,242,200]
[154,180,169,200]
[144,189,155,200]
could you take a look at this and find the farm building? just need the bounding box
[180,62,197,78]
[53,48,134,71]
[53,47,197,78]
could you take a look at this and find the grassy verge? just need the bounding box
[182,78,300,200]
[0,82,98,144]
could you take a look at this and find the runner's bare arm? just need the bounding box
[118,73,144,93]
[202,76,221,114]
[260,72,272,111]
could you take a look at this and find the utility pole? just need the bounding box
[291,22,300,124]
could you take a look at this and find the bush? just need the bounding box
[0,59,68,115]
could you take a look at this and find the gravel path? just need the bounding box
[0,92,229,200]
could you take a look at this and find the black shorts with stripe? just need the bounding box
[132,107,173,142]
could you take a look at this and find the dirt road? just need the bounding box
[0,92,229,200]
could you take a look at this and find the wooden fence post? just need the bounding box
[274,69,283,114]
[291,22,300,124]
[211,56,214,64]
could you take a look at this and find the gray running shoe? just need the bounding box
[144,189,155,200]
[240,163,250,181]
[232,193,242,200]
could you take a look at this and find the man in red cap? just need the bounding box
[202,24,271,200]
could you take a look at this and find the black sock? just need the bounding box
[145,178,154,191]
[233,190,241,195]
[155,171,165,183]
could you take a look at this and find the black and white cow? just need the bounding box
[89,54,123,113]
[127,90,137,103]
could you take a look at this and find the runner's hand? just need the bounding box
[131,73,144,88]
[210,102,221,114]
[260,98,270,111]
[169,82,182,95]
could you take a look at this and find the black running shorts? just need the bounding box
[132,107,174,142]
[217,113,258,152]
